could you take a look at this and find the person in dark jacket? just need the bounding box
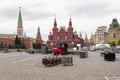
[60,42,68,55]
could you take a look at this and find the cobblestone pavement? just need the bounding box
[0,51,120,80]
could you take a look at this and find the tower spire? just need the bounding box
[89,33,95,46]
[69,15,72,27]
[37,26,41,37]
[18,7,22,22]
[90,33,93,40]
[80,32,82,38]
[17,7,23,37]
[36,26,42,44]
[84,33,90,47]
[85,33,88,41]
[54,15,57,28]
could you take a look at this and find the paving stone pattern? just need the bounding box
[0,51,120,80]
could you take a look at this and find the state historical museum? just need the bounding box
[47,17,84,48]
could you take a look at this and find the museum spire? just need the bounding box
[69,15,72,27]
[54,15,57,28]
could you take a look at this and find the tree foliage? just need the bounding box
[15,35,26,49]
[108,41,116,46]
[117,39,120,46]
[0,42,4,50]
[33,43,46,49]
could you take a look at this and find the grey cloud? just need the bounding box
[0,7,18,19]
[0,3,53,21]
[22,3,54,20]
[69,2,120,18]
[23,10,53,20]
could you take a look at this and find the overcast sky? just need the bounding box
[0,0,120,41]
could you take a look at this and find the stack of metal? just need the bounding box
[61,55,73,66]
[42,56,61,67]
[80,51,88,58]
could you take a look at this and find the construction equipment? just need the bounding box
[42,56,61,67]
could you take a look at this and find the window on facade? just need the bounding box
[65,36,67,40]
[57,36,59,40]
[61,36,65,40]
[113,33,116,38]
[114,24,118,27]
[99,37,101,41]
[54,36,56,40]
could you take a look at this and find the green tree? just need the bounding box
[15,35,19,45]
[32,43,46,49]
[15,35,25,49]
[8,44,15,49]
[117,39,120,46]
[0,42,4,50]
[22,43,26,49]
[33,43,41,49]
[108,41,116,46]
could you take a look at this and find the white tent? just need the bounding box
[96,44,110,49]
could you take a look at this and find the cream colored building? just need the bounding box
[94,26,107,44]
[104,18,120,44]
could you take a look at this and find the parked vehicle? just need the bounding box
[53,48,64,55]
[100,49,109,57]
[53,42,68,55]
[104,51,116,61]
[90,46,96,51]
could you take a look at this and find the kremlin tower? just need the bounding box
[0,7,31,49]
[36,26,42,44]
[17,7,23,37]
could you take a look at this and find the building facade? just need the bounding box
[104,18,120,44]
[47,17,84,48]
[93,26,107,44]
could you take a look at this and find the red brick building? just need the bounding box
[47,17,84,48]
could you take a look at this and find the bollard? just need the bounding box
[80,51,88,58]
